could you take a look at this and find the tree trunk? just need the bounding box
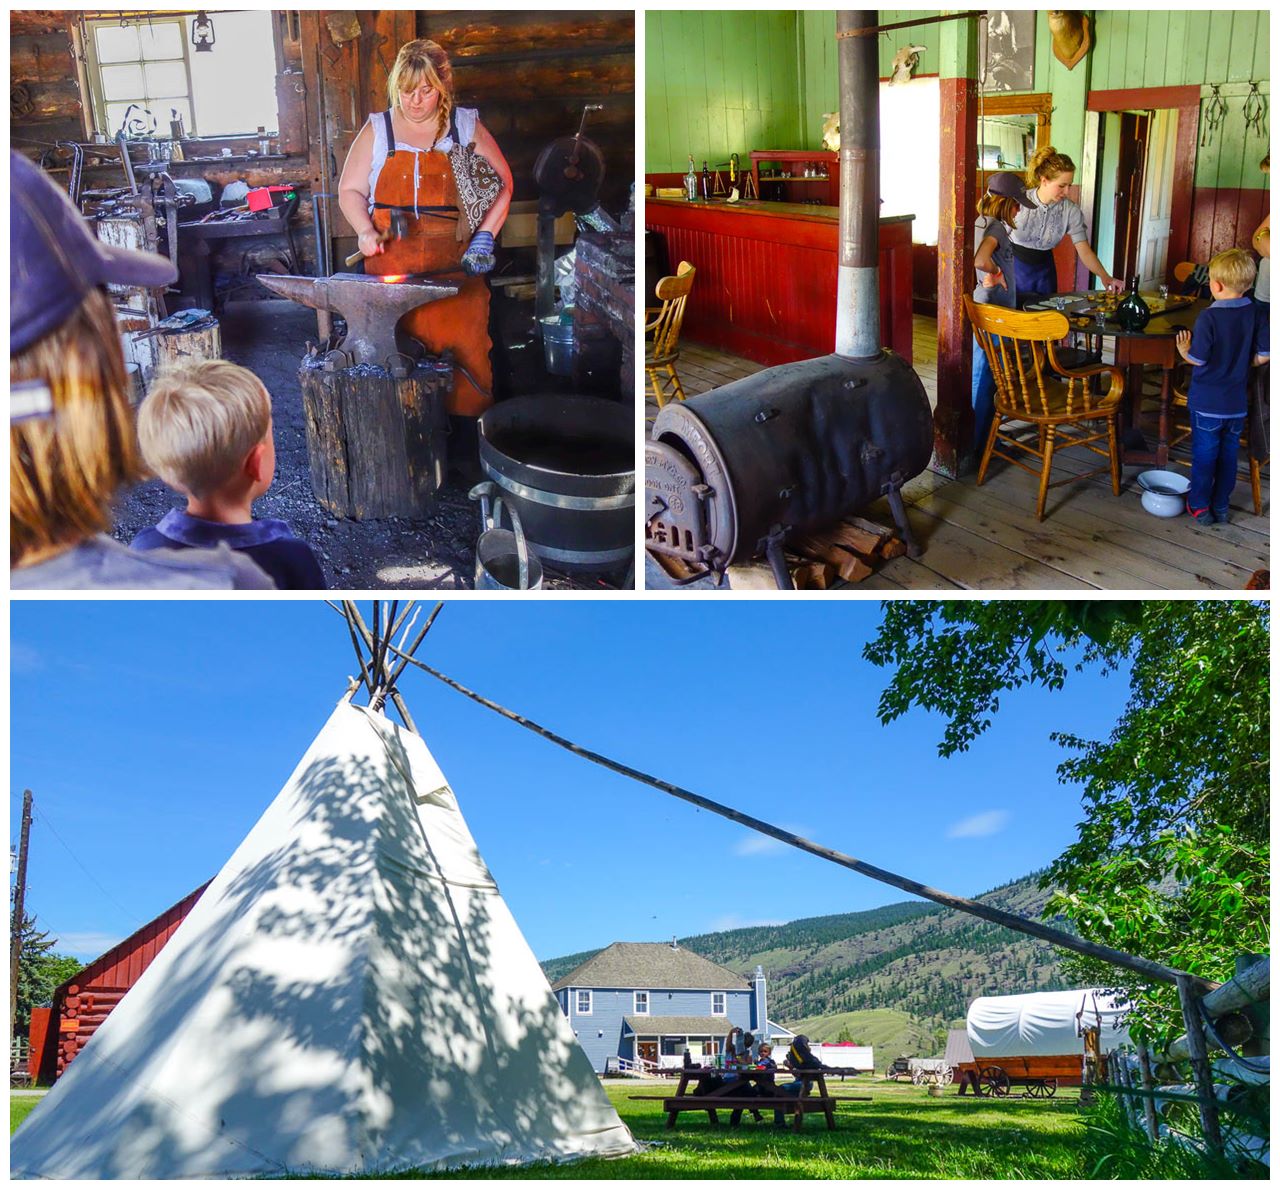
[298,361,449,519]
[155,322,222,372]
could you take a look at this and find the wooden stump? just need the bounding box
[155,321,222,371]
[299,360,449,519]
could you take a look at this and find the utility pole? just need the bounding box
[10,789,33,1054]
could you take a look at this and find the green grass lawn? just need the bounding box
[431,1080,1091,1179]
[11,1096,42,1134]
[8,1081,1093,1179]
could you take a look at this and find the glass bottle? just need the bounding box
[701,160,711,201]
[1114,276,1150,332]
[684,156,698,202]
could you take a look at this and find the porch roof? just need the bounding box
[623,1015,729,1035]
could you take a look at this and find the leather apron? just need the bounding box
[366,124,493,416]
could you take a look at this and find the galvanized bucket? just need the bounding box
[470,482,544,591]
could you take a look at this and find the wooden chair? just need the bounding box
[965,297,1125,521]
[1173,260,1210,298]
[645,261,695,408]
[1169,364,1268,515]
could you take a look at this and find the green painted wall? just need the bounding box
[1091,10,1269,191]
[645,11,803,173]
[649,11,1270,190]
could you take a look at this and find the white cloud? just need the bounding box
[947,810,1010,839]
[11,642,43,674]
[55,932,124,961]
[732,825,808,857]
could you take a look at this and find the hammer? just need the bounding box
[343,209,408,268]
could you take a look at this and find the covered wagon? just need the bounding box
[952,988,1131,1098]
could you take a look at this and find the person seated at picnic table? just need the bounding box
[729,1041,775,1128]
[772,1035,824,1128]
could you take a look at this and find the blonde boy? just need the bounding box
[1174,248,1269,524]
[134,359,325,588]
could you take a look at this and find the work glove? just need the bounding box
[461,230,496,275]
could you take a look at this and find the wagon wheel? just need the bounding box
[980,1066,1011,1097]
[912,1068,926,1085]
[1043,1078,1057,1098]
[1027,1080,1049,1098]
[939,1064,955,1086]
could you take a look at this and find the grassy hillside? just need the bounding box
[541,873,1075,1052]
[782,1008,941,1059]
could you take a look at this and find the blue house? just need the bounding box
[552,940,793,1073]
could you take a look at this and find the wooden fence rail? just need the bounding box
[1103,955,1269,1168]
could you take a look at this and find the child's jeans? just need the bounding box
[972,337,997,457]
[1188,411,1246,517]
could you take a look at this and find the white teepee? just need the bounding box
[12,700,636,1177]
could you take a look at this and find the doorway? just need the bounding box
[1136,109,1178,287]
[638,1041,657,1065]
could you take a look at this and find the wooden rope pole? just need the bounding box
[388,645,1214,994]
[1175,973,1224,1156]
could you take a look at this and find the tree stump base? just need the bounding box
[155,321,222,372]
[298,358,450,519]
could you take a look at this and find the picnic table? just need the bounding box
[636,1065,867,1132]
[1026,292,1207,467]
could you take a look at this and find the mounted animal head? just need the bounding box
[1047,11,1092,70]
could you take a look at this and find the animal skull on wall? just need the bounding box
[888,44,926,86]
[821,112,840,153]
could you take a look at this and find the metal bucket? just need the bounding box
[540,311,576,376]
[470,482,544,591]
[478,395,634,574]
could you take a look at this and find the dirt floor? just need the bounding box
[109,299,631,590]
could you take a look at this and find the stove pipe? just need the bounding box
[835,11,881,361]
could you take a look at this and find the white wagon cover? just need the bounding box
[967,988,1132,1058]
[12,701,635,1178]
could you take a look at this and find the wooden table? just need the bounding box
[1030,293,1206,467]
[659,1065,838,1132]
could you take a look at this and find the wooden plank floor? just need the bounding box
[645,319,1268,591]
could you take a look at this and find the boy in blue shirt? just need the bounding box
[1175,248,1269,524]
[134,359,327,588]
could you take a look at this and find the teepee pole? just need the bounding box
[343,603,419,734]
[332,601,377,696]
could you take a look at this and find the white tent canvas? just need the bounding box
[12,700,636,1178]
[967,988,1132,1059]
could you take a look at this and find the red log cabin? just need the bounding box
[29,883,209,1083]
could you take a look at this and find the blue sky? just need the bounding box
[10,600,1133,964]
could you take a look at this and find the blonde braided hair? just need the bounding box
[388,39,454,146]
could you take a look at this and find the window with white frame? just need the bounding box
[634,991,650,1015]
[575,989,592,1015]
[84,12,279,139]
[711,992,726,1015]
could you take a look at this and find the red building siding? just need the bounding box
[33,882,210,1081]
[1191,187,1270,264]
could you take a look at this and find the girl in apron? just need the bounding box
[337,39,512,417]
[1009,146,1122,303]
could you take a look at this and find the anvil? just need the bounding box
[256,272,459,367]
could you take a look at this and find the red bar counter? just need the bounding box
[644,198,914,367]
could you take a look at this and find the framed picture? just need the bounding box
[980,10,1035,93]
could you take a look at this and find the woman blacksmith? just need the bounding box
[338,39,513,416]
